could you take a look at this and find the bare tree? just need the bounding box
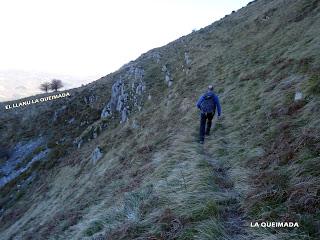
[50,79,64,92]
[39,82,50,93]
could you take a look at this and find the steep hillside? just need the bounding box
[1,0,320,239]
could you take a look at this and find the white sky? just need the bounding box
[0,0,251,101]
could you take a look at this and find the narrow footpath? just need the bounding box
[201,133,253,239]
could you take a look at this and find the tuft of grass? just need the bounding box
[189,200,219,222]
[306,74,320,95]
[194,219,226,240]
[84,220,104,237]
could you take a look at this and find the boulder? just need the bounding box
[101,103,112,119]
[294,91,303,101]
[131,119,139,129]
[162,65,167,72]
[91,147,103,165]
[184,52,192,66]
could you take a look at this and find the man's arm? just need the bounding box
[215,95,222,116]
[196,95,204,109]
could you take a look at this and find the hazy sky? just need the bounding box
[0,0,251,101]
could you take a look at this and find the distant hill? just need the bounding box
[0,70,98,102]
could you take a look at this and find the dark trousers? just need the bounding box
[200,112,214,141]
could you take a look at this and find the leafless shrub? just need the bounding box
[50,79,64,92]
[39,82,50,93]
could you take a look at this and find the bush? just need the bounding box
[47,147,66,161]
[41,147,66,170]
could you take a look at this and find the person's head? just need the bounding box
[208,85,213,91]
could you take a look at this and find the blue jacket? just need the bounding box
[196,91,221,116]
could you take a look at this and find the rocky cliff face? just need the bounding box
[0,0,320,239]
[100,65,146,123]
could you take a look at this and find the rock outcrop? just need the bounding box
[73,120,106,148]
[0,138,47,187]
[101,66,146,123]
[184,52,192,66]
[91,146,103,165]
[84,95,97,105]
[162,65,173,87]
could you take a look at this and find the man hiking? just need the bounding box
[196,85,221,144]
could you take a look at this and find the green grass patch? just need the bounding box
[84,220,104,236]
[305,74,320,95]
[194,219,226,240]
[189,200,219,222]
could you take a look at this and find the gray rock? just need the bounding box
[53,105,67,122]
[121,107,128,123]
[152,52,161,63]
[131,119,139,129]
[68,118,75,124]
[184,52,192,66]
[294,91,303,101]
[101,103,112,119]
[84,95,96,105]
[165,74,171,83]
[80,121,86,126]
[75,122,105,148]
[162,65,173,87]
[0,139,48,187]
[101,78,126,119]
[74,138,83,149]
[112,79,125,111]
[101,66,146,123]
[135,81,145,95]
[116,93,128,112]
[91,147,103,165]
[132,67,144,80]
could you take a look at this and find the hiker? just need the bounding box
[196,85,221,144]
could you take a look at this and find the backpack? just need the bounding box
[200,94,216,113]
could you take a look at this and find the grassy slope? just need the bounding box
[1,0,320,239]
